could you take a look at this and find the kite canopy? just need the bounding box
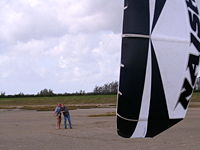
[117,0,200,138]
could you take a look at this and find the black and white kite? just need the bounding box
[117,0,200,138]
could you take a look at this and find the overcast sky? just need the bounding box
[0,0,123,94]
[0,0,200,95]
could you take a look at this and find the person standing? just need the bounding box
[54,104,62,129]
[61,104,72,129]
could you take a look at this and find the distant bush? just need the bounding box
[0,92,5,97]
[194,77,200,92]
[93,81,118,94]
[37,89,55,96]
[0,81,119,98]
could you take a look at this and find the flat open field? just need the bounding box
[0,93,199,105]
[0,95,116,106]
[0,94,199,150]
[0,93,199,110]
[0,107,200,150]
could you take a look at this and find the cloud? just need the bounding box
[0,0,123,42]
[0,0,199,95]
[0,0,123,94]
[0,1,67,42]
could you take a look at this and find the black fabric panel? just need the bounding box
[146,43,174,137]
[147,43,169,120]
[117,116,137,138]
[124,0,128,8]
[151,0,166,32]
[117,0,150,138]
[117,38,149,119]
[145,119,182,137]
[123,0,149,35]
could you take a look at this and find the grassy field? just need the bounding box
[191,92,200,102]
[0,93,199,111]
[0,95,116,106]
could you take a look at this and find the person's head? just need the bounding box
[58,104,61,107]
[61,104,64,107]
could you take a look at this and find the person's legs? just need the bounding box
[56,117,61,129]
[67,114,72,129]
[56,118,58,129]
[58,116,61,129]
[64,116,67,129]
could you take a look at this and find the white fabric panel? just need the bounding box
[151,40,189,118]
[197,0,200,11]
[152,0,190,42]
[131,121,148,138]
[151,0,192,118]
[150,0,156,30]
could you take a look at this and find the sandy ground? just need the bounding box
[0,107,200,150]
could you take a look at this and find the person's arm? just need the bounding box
[54,107,57,112]
[54,107,59,115]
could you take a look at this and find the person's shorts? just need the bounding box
[56,114,61,120]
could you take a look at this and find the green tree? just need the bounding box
[37,89,54,96]
[0,91,5,97]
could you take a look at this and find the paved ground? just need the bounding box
[0,107,199,150]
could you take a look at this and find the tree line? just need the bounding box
[194,77,200,92]
[0,81,119,97]
[93,81,118,94]
[1,77,200,98]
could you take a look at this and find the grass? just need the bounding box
[88,112,116,117]
[190,104,200,108]
[0,106,19,109]
[0,95,116,106]
[191,92,200,102]
[0,94,117,111]
[0,93,199,111]
[20,105,108,111]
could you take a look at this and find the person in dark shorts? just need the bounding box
[54,104,62,129]
[61,104,72,129]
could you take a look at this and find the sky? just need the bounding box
[0,0,124,95]
[0,0,200,95]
